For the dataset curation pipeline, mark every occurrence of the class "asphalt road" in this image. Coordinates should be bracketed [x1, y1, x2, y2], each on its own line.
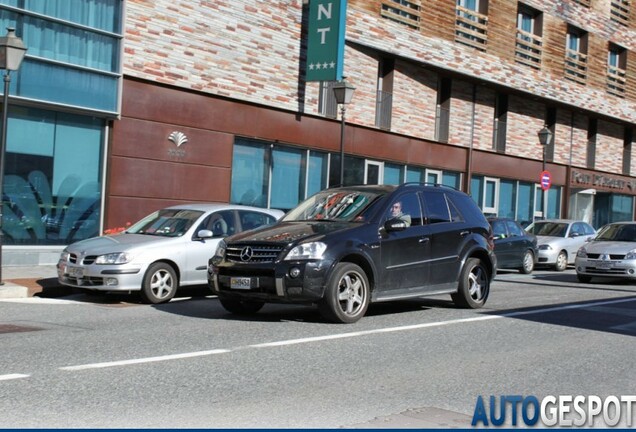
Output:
[1, 269, 635, 428]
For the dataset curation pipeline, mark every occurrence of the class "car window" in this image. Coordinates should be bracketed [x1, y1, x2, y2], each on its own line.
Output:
[386, 192, 421, 227]
[422, 191, 451, 224]
[239, 210, 277, 232]
[491, 220, 507, 238]
[198, 210, 235, 237]
[506, 221, 524, 237]
[582, 223, 595, 235]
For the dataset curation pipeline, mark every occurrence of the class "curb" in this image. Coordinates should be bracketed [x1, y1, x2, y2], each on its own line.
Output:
[0, 282, 28, 299]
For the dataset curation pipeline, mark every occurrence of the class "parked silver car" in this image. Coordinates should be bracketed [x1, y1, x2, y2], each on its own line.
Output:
[57, 203, 284, 303]
[575, 221, 636, 283]
[525, 219, 596, 271]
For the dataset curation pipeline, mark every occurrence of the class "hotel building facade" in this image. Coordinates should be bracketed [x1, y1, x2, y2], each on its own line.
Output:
[2, 0, 636, 264]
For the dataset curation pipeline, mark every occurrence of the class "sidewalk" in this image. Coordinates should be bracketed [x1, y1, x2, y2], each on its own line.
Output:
[0, 265, 63, 299]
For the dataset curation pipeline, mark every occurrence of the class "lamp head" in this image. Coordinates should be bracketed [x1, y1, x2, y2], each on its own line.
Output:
[332, 79, 356, 105]
[538, 125, 552, 147]
[0, 28, 27, 71]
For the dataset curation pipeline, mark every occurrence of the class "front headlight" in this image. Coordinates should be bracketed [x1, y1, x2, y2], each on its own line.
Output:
[576, 247, 587, 258]
[59, 251, 70, 262]
[95, 252, 133, 265]
[211, 240, 226, 265]
[284, 242, 327, 260]
[538, 244, 552, 251]
[625, 249, 636, 260]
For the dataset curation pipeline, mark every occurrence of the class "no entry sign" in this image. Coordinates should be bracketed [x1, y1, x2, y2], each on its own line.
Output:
[540, 170, 552, 191]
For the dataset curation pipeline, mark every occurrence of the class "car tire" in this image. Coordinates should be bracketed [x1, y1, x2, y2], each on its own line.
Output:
[318, 262, 370, 324]
[140, 262, 178, 304]
[577, 274, 592, 283]
[452, 257, 489, 309]
[519, 250, 535, 274]
[555, 251, 568, 272]
[218, 297, 265, 315]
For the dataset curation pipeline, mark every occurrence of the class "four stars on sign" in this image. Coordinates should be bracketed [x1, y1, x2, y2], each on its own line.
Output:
[308, 61, 336, 70]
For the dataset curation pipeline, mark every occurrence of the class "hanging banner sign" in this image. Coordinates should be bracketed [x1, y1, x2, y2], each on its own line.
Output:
[306, 0, 347, 82]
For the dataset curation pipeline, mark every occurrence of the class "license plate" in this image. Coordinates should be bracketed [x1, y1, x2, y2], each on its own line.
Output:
[230, 277, 252, 289]
[68, 266, 84, 278]
[597, 262, 612, 269]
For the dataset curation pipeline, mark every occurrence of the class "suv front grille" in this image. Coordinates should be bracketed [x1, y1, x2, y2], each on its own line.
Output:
[226, 244, 284, 263]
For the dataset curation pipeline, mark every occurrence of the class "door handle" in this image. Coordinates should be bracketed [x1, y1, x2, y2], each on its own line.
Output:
[460, 230, 470, 237]
[419, 237, 430, 243]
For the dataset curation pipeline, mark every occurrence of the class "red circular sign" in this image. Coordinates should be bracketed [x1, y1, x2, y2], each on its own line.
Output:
[540, 170, 552, 191]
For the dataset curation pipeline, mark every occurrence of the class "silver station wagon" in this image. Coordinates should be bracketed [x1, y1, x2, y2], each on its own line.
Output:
[57, 203, 284, 303]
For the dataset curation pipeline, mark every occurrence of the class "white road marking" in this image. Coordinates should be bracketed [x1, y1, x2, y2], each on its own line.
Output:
[0, 374, 30, 381]
[60, 349, 231, 371]
[56, 296, 636, 372]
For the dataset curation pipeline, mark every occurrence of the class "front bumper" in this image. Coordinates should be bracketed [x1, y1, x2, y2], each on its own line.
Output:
[57, 260, 144, 291]
[208, 259, 333, 303]
[536, 248, 560, 265]
[575, 257, 636, 279]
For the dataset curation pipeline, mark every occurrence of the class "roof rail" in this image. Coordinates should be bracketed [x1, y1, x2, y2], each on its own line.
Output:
[399, 182, 459, 191]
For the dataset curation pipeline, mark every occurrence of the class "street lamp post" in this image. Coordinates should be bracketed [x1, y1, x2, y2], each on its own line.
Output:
[332, 79, 355, 186]
[537, 125, 553, 220]
[0, 28, 27, 285]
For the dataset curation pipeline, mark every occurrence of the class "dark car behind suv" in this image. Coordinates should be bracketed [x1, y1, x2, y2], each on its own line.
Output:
[208, 183, 497, 323]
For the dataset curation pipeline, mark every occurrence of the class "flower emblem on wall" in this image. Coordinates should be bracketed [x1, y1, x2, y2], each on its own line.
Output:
[168, 131, 187, 157]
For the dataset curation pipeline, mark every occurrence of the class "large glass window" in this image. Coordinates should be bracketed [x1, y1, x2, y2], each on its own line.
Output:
[442, 172, 461, 189]
[516, 182, 534, 227]
[271, 147, 304, 211]
[307, 151, 329, 197]
[232, 139, 330, 211]
[0, 1, 122, 113]
[231, 140, 268, 208]
[0, 0, 122, 32]
[3, 106, 104, 245]
[384, 163, 403, 185]
[498, 179, 516, 219]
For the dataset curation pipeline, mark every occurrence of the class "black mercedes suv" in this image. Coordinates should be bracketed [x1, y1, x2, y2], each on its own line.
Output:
[208, 183, 497, 323]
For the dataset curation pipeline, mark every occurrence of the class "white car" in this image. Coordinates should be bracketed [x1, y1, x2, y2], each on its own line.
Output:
[525, 219, 596, 271]
[57, 204, 284, 303]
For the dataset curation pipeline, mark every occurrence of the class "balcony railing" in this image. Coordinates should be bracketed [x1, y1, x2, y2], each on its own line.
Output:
[564, 49, 587, 84]
[375, 90, 393, 130]
[607, 65, 626, 97]
[381, 0, 421, 30]
[455, 5, 488, 51]
[610, 0, 630, 26]
[515, 29, 543, 69]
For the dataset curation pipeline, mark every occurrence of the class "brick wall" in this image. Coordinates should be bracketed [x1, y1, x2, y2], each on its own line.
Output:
[507, 96, 547, 160]
[596, 120, 625, 172]
[346, 2, 636, 125]
[125, 0, 305, 111]
[390, 61, 437, 140]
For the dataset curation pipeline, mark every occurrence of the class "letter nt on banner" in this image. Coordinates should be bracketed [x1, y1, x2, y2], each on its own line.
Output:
[306, 0, 347, 82]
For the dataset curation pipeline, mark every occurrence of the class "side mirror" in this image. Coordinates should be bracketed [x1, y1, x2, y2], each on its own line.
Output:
[197, 229, 214, 239]
[384, 218, 407, 232]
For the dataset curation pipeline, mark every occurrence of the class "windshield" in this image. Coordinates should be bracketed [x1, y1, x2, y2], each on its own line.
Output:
[527, 222, 568, 237]
[126, 209, 204, 237]
[282, 190, 380, 222]
[596, 224, 636, 242]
